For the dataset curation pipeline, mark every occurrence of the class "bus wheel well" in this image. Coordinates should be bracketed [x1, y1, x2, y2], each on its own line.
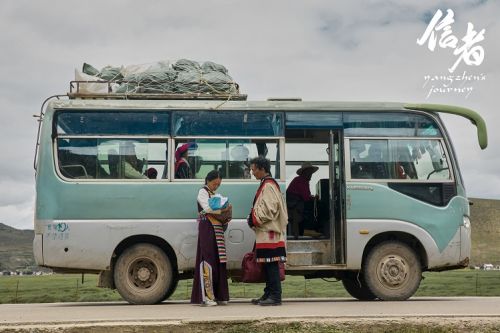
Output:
[111, 235, 178, 276]
[362, 232, 428, 270]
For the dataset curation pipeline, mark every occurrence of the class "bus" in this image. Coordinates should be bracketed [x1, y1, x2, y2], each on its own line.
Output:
[33, 89, 487, 304]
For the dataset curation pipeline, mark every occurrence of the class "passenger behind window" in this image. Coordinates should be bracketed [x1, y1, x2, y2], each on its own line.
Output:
[223, 145, 251, 179]
[122, 142, 147, 179]
[145, 167, 158, 179]
[394, 146, 417, 179]
[175, 142, 197, 179]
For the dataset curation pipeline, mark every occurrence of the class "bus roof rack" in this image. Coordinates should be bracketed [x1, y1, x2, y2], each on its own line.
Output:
[68, 80, 248, 101]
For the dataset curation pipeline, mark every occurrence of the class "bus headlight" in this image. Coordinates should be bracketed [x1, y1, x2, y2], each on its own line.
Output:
[463, 216, 471, 229]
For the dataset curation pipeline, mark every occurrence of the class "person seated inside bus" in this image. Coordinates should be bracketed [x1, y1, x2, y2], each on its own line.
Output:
[221, 145, 251, 179]
[144, 167, 158, 179]
[394, 145, 417, 179]
[286, 162, 321, 239]
[121, 142, 147, 179]
[175, 142, 196, 178]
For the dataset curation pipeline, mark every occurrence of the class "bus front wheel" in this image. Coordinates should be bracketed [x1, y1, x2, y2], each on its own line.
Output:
[341, 271, 377, 301]
[114, 243, 174, 305]
[363, 241, 422, 301]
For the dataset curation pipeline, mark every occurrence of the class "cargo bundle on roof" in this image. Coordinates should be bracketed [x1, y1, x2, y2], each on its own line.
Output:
[70, 59, 246, 100]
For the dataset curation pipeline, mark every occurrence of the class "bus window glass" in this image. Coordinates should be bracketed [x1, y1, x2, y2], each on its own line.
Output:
[417, 117, 441, 137]
[344, 113, 442, 137]
[173, 111, 283, 136]
[56, 111, 170, 135]
[57, 138, 168, 180]
[286, 112, 342, 129]
[405, 140, 450, 180]
[174, 139, 280, 179]
[349, 139, 451, 180]
[350, 140, 390, 179]
[57, 138, 99, 179]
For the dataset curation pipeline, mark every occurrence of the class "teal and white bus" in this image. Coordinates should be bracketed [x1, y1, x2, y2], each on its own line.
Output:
[33, 91, 487, 304]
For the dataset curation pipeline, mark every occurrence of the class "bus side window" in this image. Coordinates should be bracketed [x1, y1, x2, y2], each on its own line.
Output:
[175, 139, 278, 180]
[351, 140, 389, 179]
[57, 138, 98, 179]
[350, 140, 390, 179]
[409, 140, 451, 180]
[349, 139, 451, 181]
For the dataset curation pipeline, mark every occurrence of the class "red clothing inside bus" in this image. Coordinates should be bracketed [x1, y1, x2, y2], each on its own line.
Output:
[286, 174, 313, 202]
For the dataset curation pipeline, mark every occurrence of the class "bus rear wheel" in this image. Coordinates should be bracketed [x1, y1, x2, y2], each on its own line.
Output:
[114, 243, 174, 305]
[363, 241, 422, 301]
[341, 271, 377, 301]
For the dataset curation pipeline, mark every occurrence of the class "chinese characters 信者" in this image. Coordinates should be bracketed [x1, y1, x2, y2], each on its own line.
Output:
[416, 9, 485, 73]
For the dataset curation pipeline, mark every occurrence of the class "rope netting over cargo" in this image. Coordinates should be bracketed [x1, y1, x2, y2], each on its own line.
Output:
[71, 59, 245, 100]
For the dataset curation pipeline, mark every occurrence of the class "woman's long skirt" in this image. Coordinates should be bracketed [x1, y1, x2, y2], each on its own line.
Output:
[190, 216, 229, 304]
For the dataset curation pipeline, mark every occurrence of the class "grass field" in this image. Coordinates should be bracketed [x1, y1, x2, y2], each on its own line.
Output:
[1, 269, 500, 304]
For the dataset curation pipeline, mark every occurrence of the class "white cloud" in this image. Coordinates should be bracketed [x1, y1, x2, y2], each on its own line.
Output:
[0, 196, 34, 230]
[0, 180, 34, 206]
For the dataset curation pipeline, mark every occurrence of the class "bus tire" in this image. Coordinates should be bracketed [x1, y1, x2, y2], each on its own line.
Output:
[363, 241, 422, 301]
[114, 243, 173, 305]
[341, 271, 377, 301]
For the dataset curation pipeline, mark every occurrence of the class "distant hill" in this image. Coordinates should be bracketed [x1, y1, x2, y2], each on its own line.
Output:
[470, 198, 500, 266]
[0, 223, 35, 271]
[0, 197, 498, 270]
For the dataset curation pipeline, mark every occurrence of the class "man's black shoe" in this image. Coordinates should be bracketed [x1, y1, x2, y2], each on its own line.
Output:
[259, 298, 282, 306]
[251, 295, 267, 305]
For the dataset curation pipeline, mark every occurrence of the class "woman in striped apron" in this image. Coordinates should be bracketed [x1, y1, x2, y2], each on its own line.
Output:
[190, 170, 231, 306]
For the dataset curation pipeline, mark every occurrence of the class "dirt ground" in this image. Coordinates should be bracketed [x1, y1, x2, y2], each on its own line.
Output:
[2, 317, 500, 333]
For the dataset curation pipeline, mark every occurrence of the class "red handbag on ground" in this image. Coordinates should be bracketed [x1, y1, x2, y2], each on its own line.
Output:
[241, 250, 285, 283]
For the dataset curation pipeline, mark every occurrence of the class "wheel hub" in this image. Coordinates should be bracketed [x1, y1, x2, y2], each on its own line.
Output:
[137, 267, 151, 281]
[379, 255, 408, 287]
[128, 259, 158, 289]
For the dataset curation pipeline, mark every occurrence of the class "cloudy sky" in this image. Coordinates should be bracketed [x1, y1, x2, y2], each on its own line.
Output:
[0, 0, 498, 230]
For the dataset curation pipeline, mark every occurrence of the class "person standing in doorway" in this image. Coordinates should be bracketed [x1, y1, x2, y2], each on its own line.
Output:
[247, 156, 288, 306]
[286, 162, 319, 239]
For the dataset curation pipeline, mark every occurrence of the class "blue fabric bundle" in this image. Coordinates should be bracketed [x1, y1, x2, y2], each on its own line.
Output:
[208, 194, 229, 210]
